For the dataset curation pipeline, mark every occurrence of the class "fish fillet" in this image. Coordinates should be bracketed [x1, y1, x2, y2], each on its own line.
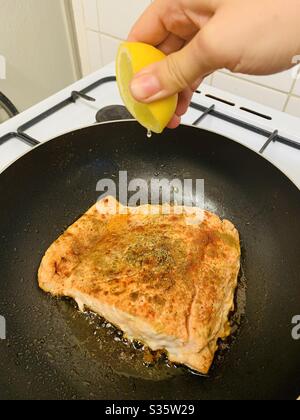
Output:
[38, 196, 241, 374]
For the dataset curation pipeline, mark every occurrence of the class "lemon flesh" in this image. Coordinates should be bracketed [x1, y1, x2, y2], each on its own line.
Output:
[116, 42, 178, 134]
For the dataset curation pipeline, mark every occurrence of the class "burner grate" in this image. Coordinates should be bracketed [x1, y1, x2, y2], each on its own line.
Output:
[0, 76, 116, 147]
[190, 101, 300, 153]
[0, 75, 299, 155]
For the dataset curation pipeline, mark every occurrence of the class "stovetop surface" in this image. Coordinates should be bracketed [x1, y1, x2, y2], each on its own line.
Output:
[0, 62, 299, 189]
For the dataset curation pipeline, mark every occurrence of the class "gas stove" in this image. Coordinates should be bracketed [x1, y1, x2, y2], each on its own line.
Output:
[0, 62, 300, 189]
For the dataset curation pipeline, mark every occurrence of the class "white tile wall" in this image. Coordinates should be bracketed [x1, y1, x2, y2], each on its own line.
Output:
[285, 96, 300, 118]
[72, 0, 300, 119]
[86, 30, 103, 72]
[83, 0, 99, 31]
[100, 34, 121, 65]
[212, 72, 287, 110]
[292, 73, 300, 96]
[97, 0, 151, 40]
[220, 68, 296, 92]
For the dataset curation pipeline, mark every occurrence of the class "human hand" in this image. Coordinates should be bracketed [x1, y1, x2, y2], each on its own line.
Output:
[128, 0, 300, 128]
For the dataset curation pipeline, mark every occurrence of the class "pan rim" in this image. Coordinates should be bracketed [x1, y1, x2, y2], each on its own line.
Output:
[0, 119, 299, 192]
[0, 119, 299, 400]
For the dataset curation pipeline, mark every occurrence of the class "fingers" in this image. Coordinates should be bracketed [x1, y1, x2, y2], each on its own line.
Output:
[167, 114, 181, 129]
[176, 88, 194, 116]
[128, 0, 221, 45]
[128, 1, 169, 46]
[166, 88, 194, 129]
[128, 0, 212, 45]
[157, 34, 186, 55]
[191, 77, 204, 92]
[130, 28, 218, 102]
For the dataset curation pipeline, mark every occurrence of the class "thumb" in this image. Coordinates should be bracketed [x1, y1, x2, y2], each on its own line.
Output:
[130, 32, 217, 103]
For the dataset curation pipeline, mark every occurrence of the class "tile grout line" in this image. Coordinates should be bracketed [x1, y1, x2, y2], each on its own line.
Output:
[79, 0, 92, 75]
[282, 67, 300, 112]
[99, 32, 124, 42]
[218, 70, 294, 96]
[84, 27, 124, 43]
[282, 94, 292, 113]
[95, 0, 104, 64]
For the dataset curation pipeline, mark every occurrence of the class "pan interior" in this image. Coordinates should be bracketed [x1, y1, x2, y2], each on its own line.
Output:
[0, 121, 299, 400]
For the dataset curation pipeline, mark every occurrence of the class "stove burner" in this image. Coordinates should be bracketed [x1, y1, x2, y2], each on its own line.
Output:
[96, 105, 133, 123]
[1, 75, 299, 154]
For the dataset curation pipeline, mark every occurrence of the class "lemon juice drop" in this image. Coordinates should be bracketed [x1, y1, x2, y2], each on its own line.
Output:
[147, 129, 152, 139]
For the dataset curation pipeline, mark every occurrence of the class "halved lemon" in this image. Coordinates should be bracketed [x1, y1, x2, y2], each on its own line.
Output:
[116, 42, 178, 134]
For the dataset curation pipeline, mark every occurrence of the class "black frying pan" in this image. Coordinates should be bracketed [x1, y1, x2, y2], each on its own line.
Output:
[0, 121, 299, 400]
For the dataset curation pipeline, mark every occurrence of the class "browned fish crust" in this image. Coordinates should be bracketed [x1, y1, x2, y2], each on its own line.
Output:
[38, 196, 241, 374]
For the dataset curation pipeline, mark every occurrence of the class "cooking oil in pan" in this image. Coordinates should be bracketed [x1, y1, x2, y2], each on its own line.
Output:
[53, 261, 247, 384]
[57, 299, 182, 382]
[212, 262, 247, 369]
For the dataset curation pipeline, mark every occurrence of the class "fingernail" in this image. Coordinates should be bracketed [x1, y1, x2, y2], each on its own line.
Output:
[130, 74, 161, 100]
